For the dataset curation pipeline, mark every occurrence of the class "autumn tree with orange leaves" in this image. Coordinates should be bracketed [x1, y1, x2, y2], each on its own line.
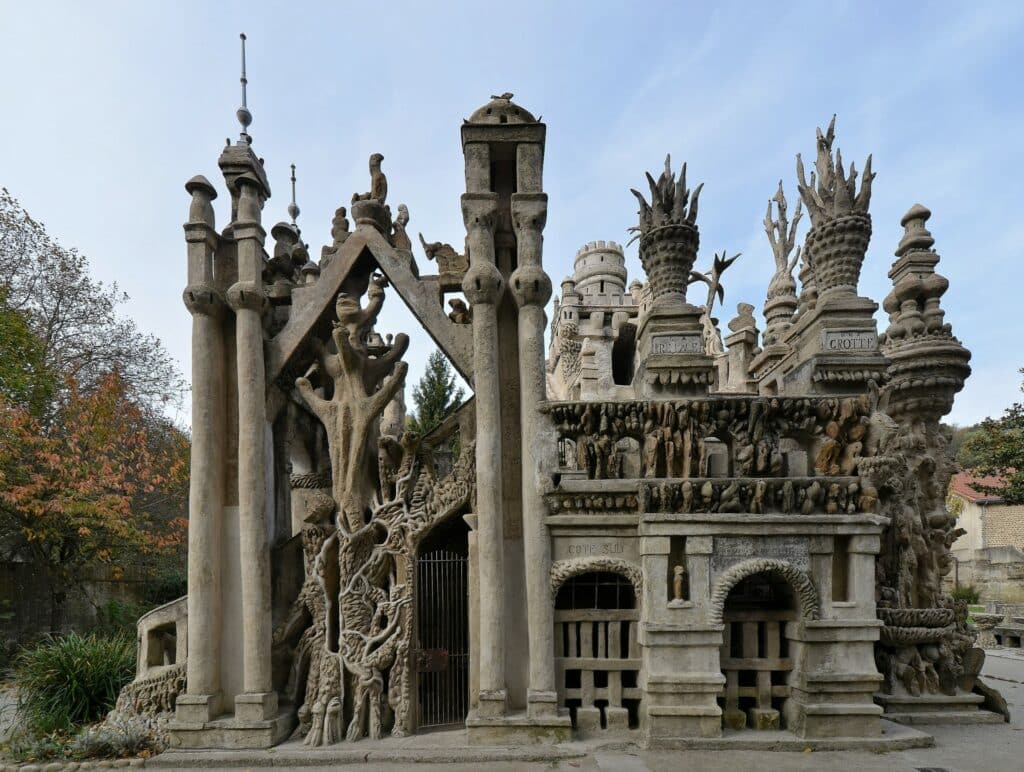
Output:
[0, 188, 190, 633]
[0, 372, 188, 631]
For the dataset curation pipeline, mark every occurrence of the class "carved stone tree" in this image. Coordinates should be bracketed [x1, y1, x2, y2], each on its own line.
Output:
[288, 274, 411, 743]
[297, 276, 409, 533]
[279, 263, 477, 744]
[762, 181, 802, 345]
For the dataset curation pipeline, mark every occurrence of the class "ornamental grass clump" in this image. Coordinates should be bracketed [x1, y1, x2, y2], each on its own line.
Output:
[14, 631, 135, 734]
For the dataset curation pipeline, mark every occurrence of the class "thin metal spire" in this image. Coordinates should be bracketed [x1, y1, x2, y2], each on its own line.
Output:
[236, 33, 252, 141]
[288, 163, 300, 229]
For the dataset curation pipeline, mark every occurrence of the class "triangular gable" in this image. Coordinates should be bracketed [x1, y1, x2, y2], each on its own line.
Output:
[265, 227, 474, 389]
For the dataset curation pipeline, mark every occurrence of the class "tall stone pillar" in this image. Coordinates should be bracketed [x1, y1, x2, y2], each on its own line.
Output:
[509, 145, 559, 719]
[178, 176, 226, 722]
[225, 173, 276, 722]
[461, 147, 507, 716]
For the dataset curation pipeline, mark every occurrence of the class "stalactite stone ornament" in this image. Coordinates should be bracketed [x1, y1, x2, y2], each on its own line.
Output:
[629, 155, 704, 307]
[796, 116, 875, 299]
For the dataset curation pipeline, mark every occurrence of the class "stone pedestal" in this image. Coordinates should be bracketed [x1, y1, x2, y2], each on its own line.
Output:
[633, 301, 716, 397]
[774, 294, 888, 395]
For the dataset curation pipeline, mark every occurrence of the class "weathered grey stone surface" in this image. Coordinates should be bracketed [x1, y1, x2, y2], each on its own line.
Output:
[134, 59, 1001, 755]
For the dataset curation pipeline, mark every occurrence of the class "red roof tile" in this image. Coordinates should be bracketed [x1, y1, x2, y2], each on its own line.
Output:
[951, 471, 1006, 504]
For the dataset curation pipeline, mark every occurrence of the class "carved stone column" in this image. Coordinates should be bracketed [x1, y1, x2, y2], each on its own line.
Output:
[510, 173, 557, 717]
[179, 177, 226, 722]
[226, 174, 276, 722]
[462, 186, 507, 717]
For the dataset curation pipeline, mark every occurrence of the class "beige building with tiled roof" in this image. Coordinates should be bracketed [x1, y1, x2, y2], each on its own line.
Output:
[949, 472, 1024, 602]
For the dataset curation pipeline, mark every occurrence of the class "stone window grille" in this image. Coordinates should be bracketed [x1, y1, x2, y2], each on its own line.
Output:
[554, 571, 641, 731]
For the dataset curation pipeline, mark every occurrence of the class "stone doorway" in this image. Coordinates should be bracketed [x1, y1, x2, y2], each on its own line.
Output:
[414, 516, 470, 730]
[554, 571, 642, 733]
[718, 571, 796, 731]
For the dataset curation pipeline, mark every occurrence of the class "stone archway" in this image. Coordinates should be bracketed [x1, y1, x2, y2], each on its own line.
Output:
[709, 558, 820, 626]
[550, 557, 643, 599]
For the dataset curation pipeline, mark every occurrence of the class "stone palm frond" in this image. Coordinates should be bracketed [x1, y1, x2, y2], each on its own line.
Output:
[689, 250, 741, 312]
[629, 154, 704, 240]
[795, 115, 876, 227]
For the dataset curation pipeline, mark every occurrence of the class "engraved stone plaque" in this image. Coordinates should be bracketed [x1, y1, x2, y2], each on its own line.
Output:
[650, 334, 704, 355]
[552, 537, 639, 562]
[711, 536, 810, 573]
[822, 330, 878, 353]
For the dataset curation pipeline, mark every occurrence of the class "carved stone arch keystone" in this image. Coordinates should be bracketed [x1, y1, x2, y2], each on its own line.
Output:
[550, 557, 643, 600]
[709, 558, 820, 625]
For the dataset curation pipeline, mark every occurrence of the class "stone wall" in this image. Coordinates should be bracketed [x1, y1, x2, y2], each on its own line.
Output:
[982, 504, 1024, 550]
[0, 560, 150, 643]
[951, 546, 1024, 604]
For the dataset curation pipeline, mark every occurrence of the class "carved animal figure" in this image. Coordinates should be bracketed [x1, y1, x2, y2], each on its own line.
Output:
[448, 298, 472, 324]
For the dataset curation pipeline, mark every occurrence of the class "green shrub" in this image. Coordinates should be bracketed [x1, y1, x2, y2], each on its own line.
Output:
[951, 584, 981, 604]
[14, 632, 135, 734]
[69, 716, 161, 759]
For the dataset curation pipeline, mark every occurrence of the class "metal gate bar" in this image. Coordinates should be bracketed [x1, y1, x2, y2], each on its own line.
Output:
[416, 549, 469, 728]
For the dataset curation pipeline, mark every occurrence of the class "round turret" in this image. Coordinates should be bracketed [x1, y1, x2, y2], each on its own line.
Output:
[572, 240, 627, 297]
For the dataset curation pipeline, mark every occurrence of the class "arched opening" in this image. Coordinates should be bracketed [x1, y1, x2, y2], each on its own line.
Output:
[718, 570, 796, 731]
[554, 571, 641, 732]
[414, 515, 470, 730]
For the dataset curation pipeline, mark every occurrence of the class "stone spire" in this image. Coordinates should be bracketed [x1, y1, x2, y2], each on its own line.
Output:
[880, 204, 971, 421]
[218, 33, 270, 226]
[288, 163, 300, 230]
[237, 33, 252, 143]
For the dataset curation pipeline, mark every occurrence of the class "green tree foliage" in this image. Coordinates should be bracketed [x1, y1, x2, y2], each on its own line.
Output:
[406, 350, 464, 435]
[0, 188, 185, 419]
[0, 288, 52, 415]
[0, 188, 189, 630]
[961, 369, 1024, 504]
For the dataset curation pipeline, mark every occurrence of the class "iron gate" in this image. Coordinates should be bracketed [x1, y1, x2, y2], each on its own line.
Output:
[415, 549, 469, 728]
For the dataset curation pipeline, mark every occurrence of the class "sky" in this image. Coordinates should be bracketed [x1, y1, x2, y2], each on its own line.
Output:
[1, 0, 1022, 427]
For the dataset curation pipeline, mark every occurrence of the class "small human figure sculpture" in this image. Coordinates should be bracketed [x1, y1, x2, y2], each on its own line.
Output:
[353, 153, 387, 203]
[751, 479, 768, 514]
[643, 420, 662, 477]
[780, 480, 796, 513]
[673, 565, 687, 602]
[448, 298, 472, 324]
[838, 440, 862, 476]
[392, 203, 412, 251]
[680, 480, 694, 513]
[700, 480, 715, 511]
[825, 482, 842, 514]
[637, 483, 651, 513]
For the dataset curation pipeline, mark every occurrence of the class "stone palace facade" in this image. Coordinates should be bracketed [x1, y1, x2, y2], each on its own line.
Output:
[113, 80, 1008, 750]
